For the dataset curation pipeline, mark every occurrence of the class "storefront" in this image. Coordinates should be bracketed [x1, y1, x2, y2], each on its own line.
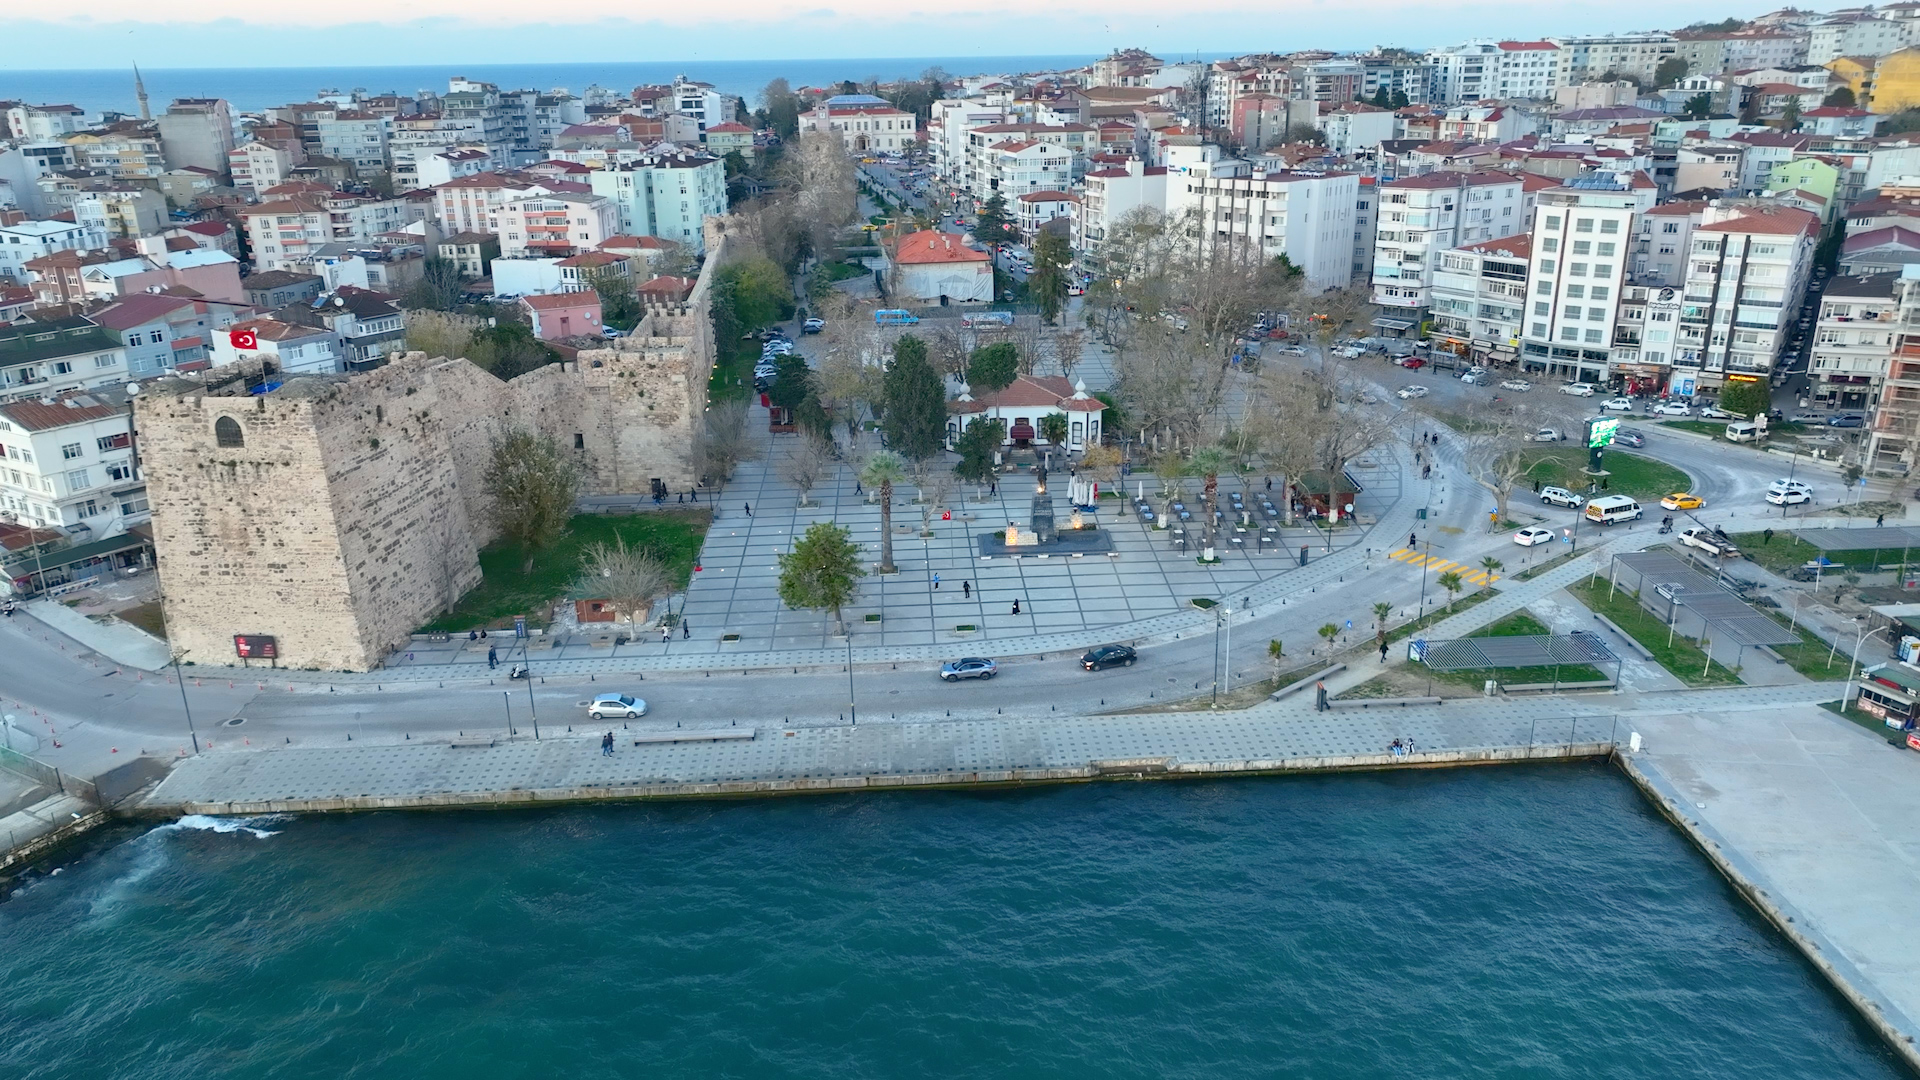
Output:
[1611, 363, 1669, 397]
[1853, 662, 1920, 732]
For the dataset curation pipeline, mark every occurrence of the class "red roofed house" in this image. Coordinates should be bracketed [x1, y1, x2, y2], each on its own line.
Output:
[637, 275, 696, 303]
[1014, 190, 1078, 241]
[797, 96, 917, 155]
[946, 375, 1105, 452]
[703, 121, 756, 161]
[889, 230, 993, 303]
[521, 291, 602, 341]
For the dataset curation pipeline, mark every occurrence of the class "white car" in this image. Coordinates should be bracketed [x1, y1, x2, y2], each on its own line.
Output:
[1765, 479, 1813, 506]
[1500, 379, 1532, 392]
[1652, 401, 1693, 416]
[1559, 383, 1597, 397]
[1539, 486, 1584, 509]
[1698, 405, 1733, 419]
[1533, 427, 1565, 442]
[588, 693, 647, 719]
[1396, 385, 1429, 399]
[1513, 527, 1555, 547]
[1601, 397, 1636, 412]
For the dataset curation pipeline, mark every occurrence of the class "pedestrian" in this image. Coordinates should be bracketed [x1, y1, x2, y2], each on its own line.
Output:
[962, 580, 971, 599]
[855, 480, 863, 495]
[1879, 513, 1886, 527]
[1380, 639, 1389, 663]
[1011, 599, 1022, 615]
[661, 624, 670, 643]
[1423, 464, 1431, 479]
[1315, 680, 1329, 712]
[1410, 531, 1418, 548]
[933, 573, 941, 589]
[1764, 528, 1774, 545]
[690, 488, 698, 502]
[602, 732, 614, 757]
[487, 646, 497, 669]
[682, 619, 691, 639]
[1532, 479, 1540, 493]
[1265, 476, 1273, 491]
[744, 502, 752, 517]
[990, 481, 997, 496]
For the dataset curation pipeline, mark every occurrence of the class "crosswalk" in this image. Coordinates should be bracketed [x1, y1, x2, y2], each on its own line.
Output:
[1388, 548, 1501, 586]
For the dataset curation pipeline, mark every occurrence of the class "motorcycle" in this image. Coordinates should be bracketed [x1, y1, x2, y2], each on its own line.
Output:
[507, 664, 529, 680]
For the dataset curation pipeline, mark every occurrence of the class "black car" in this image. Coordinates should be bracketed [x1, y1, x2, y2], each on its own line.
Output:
[1081, 644, 1136, 671]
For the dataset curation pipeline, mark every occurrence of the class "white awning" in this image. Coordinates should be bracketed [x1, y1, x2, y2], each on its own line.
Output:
[1371, 316, 1416, 331]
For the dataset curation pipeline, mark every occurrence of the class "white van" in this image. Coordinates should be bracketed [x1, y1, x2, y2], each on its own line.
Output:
[1584, 495, 1643, 526]
[1725, 421, 1761, 443]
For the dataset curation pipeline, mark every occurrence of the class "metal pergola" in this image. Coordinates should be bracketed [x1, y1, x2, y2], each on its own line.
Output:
[1605, 551, 1800, 670]
[1415, 631, 1622, 688]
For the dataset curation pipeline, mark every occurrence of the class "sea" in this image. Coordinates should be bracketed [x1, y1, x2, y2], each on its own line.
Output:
[0, 57, 1102, 118]
[0, 763, 1908, 1079]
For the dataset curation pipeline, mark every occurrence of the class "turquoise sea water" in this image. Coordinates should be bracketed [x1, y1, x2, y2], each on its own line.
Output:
[0, 764, 1908, 1079]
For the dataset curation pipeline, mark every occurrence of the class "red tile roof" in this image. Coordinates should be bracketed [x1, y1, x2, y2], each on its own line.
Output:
[0, 394, 125, 432]
[521, 292, 600, 311]
[892, 231, 990, 265]
[93, 293, 194, 330]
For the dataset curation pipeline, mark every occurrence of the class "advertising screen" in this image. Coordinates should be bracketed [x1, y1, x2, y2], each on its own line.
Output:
[1587, 416, 1619, 448]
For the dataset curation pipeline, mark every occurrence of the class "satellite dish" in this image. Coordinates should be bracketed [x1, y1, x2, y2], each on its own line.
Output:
[125, 382, 141, 395]
[334, 297, 345, 306]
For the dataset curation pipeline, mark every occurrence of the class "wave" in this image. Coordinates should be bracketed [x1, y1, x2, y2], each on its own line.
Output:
[160, 814, 291, 840]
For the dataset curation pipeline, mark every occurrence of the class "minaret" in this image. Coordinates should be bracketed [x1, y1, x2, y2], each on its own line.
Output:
[134, 63, 150, 120]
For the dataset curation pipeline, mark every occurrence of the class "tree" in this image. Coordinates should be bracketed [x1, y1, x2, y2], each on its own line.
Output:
[715, 256, 794, 330]
[1457, 395, 1570, 526]
[1029, 231, 1074, 322]
[401, 256, 465, 311]
[1369, 87, 1392, 108]
[1654, 58, 1690, 89]
[761, 77, 801, 138]
[575, 537, 671, 637]
[781, 433, 834, 506]
[694, 398, 758, 485]
[862, 451, 907, 573]
[1079, 443, 1122, 491]
[973, 194, 1014, 245]
[484, 429, 580, 574]
[1825, 87, 1857, 109]
[781, 131, 859, 264]
[880, 335, 947, 460]
[467, 320, 560, 381]
[1781, 98, 1801, 132]
[404, 309, 474, 357]
[778, 522, 864, 635]
[1389, 90, 1409, 109]
[1190, 445, 1229, 551]
[1479, 557, 1503, 592]
[1372, 601, 1393, 653]
[1283, 123, 1326, 146]
[967, 341, 1019, 393]
[909, 457, 956, 531]
[1681, 93, 1715, 120]
[1436, 570, 1463, 611]
[588, 267, 641, 331]
[1318, 623, 1340, 652]
[1039, 412, 1069, 450]
[1720, 378, 1772, 419]
[954, 418, 1006, 493]
[767, 353, 815, 411]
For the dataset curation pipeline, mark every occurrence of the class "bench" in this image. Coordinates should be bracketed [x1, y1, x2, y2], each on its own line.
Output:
[1591, 613, 1654, 660]
[1328, 696, 1444, 708]
[449, 735, 496, 748]
[1271, 663, 1346, 700]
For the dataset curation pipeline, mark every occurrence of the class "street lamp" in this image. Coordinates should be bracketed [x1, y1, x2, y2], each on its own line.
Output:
[1843, 624, 1890, 714]
[847, 625, 857, 725]
[171, 648, 200, 755]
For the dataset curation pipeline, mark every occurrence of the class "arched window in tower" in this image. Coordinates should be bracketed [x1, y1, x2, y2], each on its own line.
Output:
[214, 416, 244, 448]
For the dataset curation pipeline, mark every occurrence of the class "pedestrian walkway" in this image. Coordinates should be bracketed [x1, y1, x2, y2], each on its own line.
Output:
[1387, 546, 1501, 586]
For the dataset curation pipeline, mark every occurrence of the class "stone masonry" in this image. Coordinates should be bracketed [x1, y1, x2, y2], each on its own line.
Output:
[136, 228, 729, 671]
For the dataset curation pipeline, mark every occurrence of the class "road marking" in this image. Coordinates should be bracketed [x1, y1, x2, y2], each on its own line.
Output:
[1388, 548, 1499, 586]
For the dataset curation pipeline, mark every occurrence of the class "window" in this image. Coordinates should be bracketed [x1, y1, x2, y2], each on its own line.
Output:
[1585, 328, 1603, 343]
[61, 443, 82, 460]
[1563, 305, 1582, 320]
[1531, 322, 1548, 338]
[96, 433, 129, 452]
[120, 496, 149, 516]
[67, 469, 89, 490]
[1589, 286, 1610, 301]
[1534, 301, 1550, 316]
[1595, 265, 1612, 278]
[1575, 217, 1594, 233]
[1572, 241, 1591, 255]
[573, 433, 585, 449]
[1534, 281, 1551, 296]
[214, 416, 244, 448]
[52, 361, 72, 375]
[1539, 259, 1556, 274]
[1569, 263, 1588, 277]
[1588, 307, 1606, 321]
[1541, 237, 1558, 253]
[149, 330, 165, 344]
[1663, 222, 1678, 234]
[1599, 219, 1620, 234]
[106, 461, 134, 481]
[1566, 285, 1585, 299]
[94, 355, 115, 369]
[1561, 327, 1579, 341]
[1544, 214, 1561, 229]
[125, 334, 141, 347]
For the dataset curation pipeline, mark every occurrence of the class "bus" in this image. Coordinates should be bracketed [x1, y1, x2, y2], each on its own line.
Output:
[874, 310, 920, 326]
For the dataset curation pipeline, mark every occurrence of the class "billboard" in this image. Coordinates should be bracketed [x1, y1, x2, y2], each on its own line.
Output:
[234, 634, 277, 659]
[1587, 416, 1620, 448]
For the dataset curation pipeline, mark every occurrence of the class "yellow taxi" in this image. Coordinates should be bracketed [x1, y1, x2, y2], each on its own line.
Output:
[1660, 492, 1704, 510]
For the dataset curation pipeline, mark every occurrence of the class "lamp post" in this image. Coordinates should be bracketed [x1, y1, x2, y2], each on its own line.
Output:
[521, 633, 539, 740]
[171, 648, 200, 755]
[1843, 624, 1890, 714]
[847, 626, 857, 725]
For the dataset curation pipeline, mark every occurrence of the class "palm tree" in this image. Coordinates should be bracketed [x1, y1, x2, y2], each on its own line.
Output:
[862, 451, 907, 573]
[1372, 601, 1393, 651]
[1318, 623, 1340, 652]
[1479, 557, 1504, 591]
[1437, 570, 1463, 611]
[1189, 446, 1230, 549]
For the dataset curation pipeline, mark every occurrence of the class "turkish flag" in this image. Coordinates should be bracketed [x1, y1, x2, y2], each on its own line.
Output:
[229, 328, 258, 350]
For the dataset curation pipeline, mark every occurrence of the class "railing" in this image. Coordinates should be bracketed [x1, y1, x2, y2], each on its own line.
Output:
[0, 745, 97, 804]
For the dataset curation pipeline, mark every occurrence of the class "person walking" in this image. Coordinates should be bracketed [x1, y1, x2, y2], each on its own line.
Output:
[1379, 639, 1389, 663]
[690, 488, 698, 502]
[962, 580, 971, 599]
[660, 624, 671, 644]
[932, 573, 941, 590]
[1878, 513, 1886, 527]
[1410, 531, 1418, 548]
[855, 480, 863, 495]
[744, 502, 752, 517]
[1315, 680, 1329, 712]
[602, 732, 614, 757]
[682, 619, 691, 639]
[1011, 599, 1021, 615]
[487, 646, 497, 670]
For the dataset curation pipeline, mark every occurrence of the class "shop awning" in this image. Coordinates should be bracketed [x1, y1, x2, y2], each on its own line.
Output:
[1370, 316, 1416, 331]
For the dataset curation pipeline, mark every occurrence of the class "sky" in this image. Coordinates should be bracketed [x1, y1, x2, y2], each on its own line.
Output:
[9, 4, 1813, 70]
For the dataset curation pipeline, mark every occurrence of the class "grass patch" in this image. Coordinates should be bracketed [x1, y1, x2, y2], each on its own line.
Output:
[1514, 548, 1579, 581]
[1570, 576, 1742, 687]
[420, 511, 710, 634]
[1468, 611, 1549, 637]
[1384, 588, 1496, 645]
[1524, 447, 1693, 500]
[1661, 419, 1729, 438]
[1339, 675, 1400, 699]
[1423, 610, 1608, 688]
[115, 600, 167, 640]
[1755, 607, 1864, 682]
[1728, 531, 1897, 574]
[708, 335, 759, 404]
[1190, 597, 1218, 609]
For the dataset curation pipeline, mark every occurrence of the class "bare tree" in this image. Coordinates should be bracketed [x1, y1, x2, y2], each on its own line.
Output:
[1113, 324, 1231, 452]
[1452, 396, 1581, 524]
[575, 537, 672, 637]
[781, 433, 834, 506]
[694, 397, 759, 486]
[910, 457, 957, 531]
[781, 130, 859, 260]
[1051, 327, 1085, 381]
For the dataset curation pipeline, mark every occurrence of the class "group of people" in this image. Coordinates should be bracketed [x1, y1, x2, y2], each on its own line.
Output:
[1389, 737, 1418, 757]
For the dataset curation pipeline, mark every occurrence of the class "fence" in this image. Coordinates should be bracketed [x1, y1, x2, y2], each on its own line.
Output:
[0, 745, 98, 805]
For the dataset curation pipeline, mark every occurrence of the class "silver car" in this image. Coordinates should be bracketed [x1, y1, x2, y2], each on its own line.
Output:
[588, 693, 647, 719]
[940, 657, 998, 681]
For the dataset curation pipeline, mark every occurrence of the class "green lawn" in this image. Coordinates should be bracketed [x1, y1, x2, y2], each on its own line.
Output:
[1570, 577, 1743, 687]
[1426, 610, 1608, 687]
[708, 335, 759, 404]
[1385, 588, 1496, 645]
[1524, 448, 1692, 500]
[1730, 530, 1895, 574]
[420, 511, 711, 634]
[1661, 419, 1730, 438]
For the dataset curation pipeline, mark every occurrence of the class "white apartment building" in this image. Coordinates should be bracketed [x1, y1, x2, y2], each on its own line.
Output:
[0, 317, 129, 402]
[1371, 171, 1527, 324]
[962, 124, 1096, 200]
[241, 193, 412, 272]
[392, 146, 490, 191]
[1521, 188, 1640, 385]
[1808, 272, 1899, 410]
[210, 318, 341, 375]
[5, 104, 85, 141]
[433, 172, 561, 236]
[673, 78, 731, 143]
[1427, 41, 1562, 104]
[983, 141, 1073, 198]
[314, 111, 389, 176]
[1549, 33, 1682, 88]
[0, 218, 109, 285]
[227, 141, 294, 193]
[1188, 169, 1360, 291]
[1672, 202, 1819, 393]
[585, 151, 727, 253]
[1077, 160, 1169, 261]
[496, 192, 619, 258]
[1430, 233, 1532, 366]
[928, 101, 1006, 188]
[1808, 14, 1920, 67]
[1316, 104, 1395, 157]
[0, 393, 147, 535]
[1634, 200, 1707, 286]
[1353, 177, 1378, 282]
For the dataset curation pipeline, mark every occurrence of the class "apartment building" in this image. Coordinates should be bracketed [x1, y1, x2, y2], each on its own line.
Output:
[4, 104, 85, 141]
[1352, 177, 1378, 281]
[0, 218, 109, 285]
[314, 111, 389, 177]
[1808, 273, 1900, 411]
[927, 101, 1006, 187]
[433, 172, 568, 235]
[983, 141, 1073, 197]
[0, 317, 128, 402]
[63, 123, 166, 180]
[1430, 233, 1532, 366]
[156, 98, 235, 178]
[1520, 184, 1643, 385]
[241, 192, 411, 272]
[94, 293, 242, 377]
[1188, 169, 1359, 291]
[672, 78, 732, 143]
[962, 124, 1096, 200]
[1866, 266, 1920, 473]
[0, 392, 147, 535]
[1077, 159, 1168, 261]
[1427, 41, 1562, 104]
[392, 145, 490, 190]
[440, 80, 512, 160]
[1358, 53, 1432, 105]
[1549, 32, 1682, 87]
[1672, 202, 1819, 393]
[1371, 171, 1527, 325]
[210, 318, 341, 375]
[228, 140, 297, 193]
[497, 192, 618, 258]
[1808, 12, 1919, 66]
[1634, 200, 1708, 286]
[584, 151, 726, 252]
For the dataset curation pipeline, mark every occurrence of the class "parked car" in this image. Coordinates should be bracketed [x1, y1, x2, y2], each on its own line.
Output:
[1398, 357, 1426, 369]
[1601, 396, 1636, 412]
[1660, 492, 1704, 510]
[1652, 401, 1693, 416]
[600, 325, 625, 339]
[939, 657, 999, 681]
[1766, 479, 1813, 505]
[1698, 405, 1733, 419]
[1081, 644, 1137, 671]
[1276, 345, 1307, 357]
[1540, 486, 1584, 508]
[1829, 412, 1866, 428]
[1396, 385, 1429, 399]
[1559, 383, 1597, 397]
[1615, 427, 1646, 447]
[588, 693, 647, 719]
[1500, 379, 1532, 392]
[802, 317, 826, 334]
[1513, 526, 1555, 547]
[1791, 411, 1826, 423]
[1533, 427, 1565, 442]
